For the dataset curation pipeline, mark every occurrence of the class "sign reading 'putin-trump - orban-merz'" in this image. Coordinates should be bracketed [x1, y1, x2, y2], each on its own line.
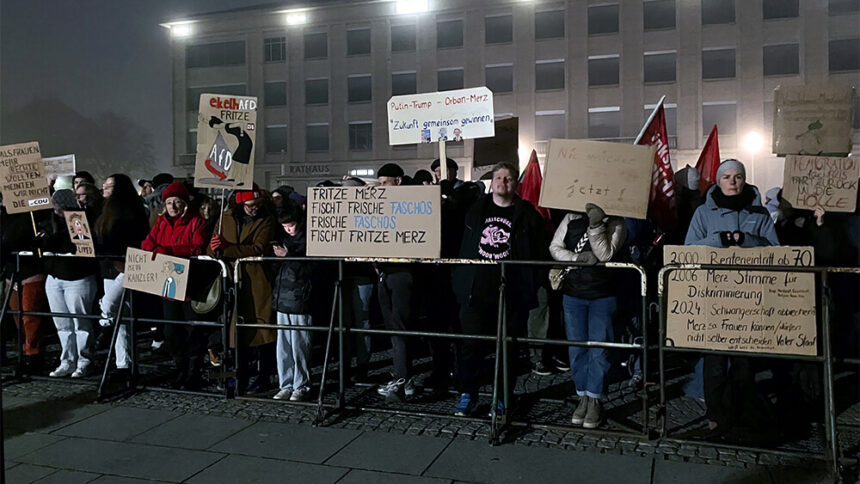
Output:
[0, 141, 53, 215]
[387, 87, 494, 145]
[194, 94, 258, 189]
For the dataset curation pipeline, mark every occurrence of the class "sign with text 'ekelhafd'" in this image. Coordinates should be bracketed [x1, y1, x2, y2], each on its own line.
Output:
[664, 245, 816, 356]
[782, 155, 858, 213]
[194, 94, 258, 189]
[387, 87, 494, 145]
[307, 185, 441, 258]
[0, 141, 53, 214]
[123, 248, 191, 301]
[539, 139, 656, 219]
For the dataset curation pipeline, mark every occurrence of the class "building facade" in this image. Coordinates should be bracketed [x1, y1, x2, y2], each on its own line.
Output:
[167, 0, 860, 191]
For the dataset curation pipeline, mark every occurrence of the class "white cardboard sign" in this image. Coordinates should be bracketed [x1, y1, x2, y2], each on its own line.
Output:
[387, 87, 494, 145]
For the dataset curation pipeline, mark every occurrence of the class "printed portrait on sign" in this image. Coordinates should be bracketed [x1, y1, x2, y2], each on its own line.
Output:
[63, 210, 95, 257]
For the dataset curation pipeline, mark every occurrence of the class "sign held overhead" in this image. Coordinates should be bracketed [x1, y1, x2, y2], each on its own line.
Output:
[387, 87, 494, 145]
[194, 94, 258, 189]
[0, 141, 53, 214]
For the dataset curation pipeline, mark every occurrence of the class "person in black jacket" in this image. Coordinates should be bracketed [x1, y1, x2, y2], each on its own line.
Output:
[450, 162, 549, 416]
[271, 207, 314, 401]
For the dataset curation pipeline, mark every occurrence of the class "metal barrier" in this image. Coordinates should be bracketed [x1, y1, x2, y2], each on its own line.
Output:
[657, 263, 860, 479]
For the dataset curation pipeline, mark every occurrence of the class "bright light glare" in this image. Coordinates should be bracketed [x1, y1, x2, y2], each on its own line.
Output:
[396, 0, 428, 14]
[286, 12, 307, 25]
[742, 131, 764, 154]
[171, 24, 192, 37]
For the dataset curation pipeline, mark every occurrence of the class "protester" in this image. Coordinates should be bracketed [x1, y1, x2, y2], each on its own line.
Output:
[550, 203, 626, 428]
[199, 196, 220, 235]
[685, 159, 779, 441]
[138, 179, 154, 198]
[451, 162, 548, 416]
[75, 182, 103, 212]
[73, 171, 95, 190]
[141, 181, 209, 388]
[413, 169, 433, 185]
[271, 185, 294, 210]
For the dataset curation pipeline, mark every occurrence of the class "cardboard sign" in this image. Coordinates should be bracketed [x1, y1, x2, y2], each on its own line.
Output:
[194, 94, 258, 189]
[306, 185, 441, 258]
[772, 84, 855, 156]
[664, 245, 816, 356]
[64, 211, 95, 257]
[782, 155, 858, 213]
[539, 139, 656, 219]
[0, 141, 53, 214]
[387, 87, 494, 145]
[123, 248, 190, 301]
[42, 154, 76, 182]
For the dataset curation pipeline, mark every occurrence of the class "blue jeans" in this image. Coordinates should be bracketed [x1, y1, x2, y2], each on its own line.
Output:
[276, 312, 312, 391]
[563, 295, 616, 399]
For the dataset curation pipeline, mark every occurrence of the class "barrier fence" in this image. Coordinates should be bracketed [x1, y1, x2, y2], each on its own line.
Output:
[1, 252, 857, 480]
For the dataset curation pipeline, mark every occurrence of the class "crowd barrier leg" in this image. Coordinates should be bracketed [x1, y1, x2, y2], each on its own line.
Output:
[14, 274, 24, 378]
[97, 288, 128, 400]
[128, 291, 138, 391]
[336, 261, 345, 409]
[657, 270, 668, 438]
[820, 273, 840, 479]
[314, 278, 342, 426]
[489, 272, 507, 445]
[640, 290, 650, 437]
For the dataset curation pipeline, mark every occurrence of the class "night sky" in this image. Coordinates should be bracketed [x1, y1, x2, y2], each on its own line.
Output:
[0, 0, 280, 180]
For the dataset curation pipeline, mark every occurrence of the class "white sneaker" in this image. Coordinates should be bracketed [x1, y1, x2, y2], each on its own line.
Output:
[71, 366, 89, 378]
[377, 377, 415, 397]
[273, 388, 292, 400]
[49, 365, 74, 378]
[290, 387, 310, 402]
[151, 340, 164, 350]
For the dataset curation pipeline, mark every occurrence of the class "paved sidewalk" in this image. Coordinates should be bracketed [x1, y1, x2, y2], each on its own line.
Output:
[2, 379, 834, 483]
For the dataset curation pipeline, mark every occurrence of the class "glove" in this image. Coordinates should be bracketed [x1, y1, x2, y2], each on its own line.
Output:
[585, 203, 607, 228]
[719, 232, 734, 247]
[732, 231, 745, 246]
[210, 235, 225, 251]
[576, 252, 599, 265]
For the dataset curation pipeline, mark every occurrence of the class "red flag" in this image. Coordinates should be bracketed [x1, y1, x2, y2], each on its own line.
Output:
[516, 149, 552, 225]
[695, 125, 720, 195]
[636, 104, 676, 233]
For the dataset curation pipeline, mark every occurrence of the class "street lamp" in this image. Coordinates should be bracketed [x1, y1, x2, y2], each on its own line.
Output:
[742, 131, 763, 186]
[396, 0, 428, 14]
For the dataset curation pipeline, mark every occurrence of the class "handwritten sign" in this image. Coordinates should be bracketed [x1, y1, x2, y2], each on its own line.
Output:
[194, 94, 258, 189]
[387, 87, 494, 145]
[664, 245, 816, 356]
[773, 84, 855, 156]
[64, 211, 95, 257]
[0, 141, 53, 214]
[42, 154, 76, 184]
[539, 139, 656, 219]
[123, 248, 190, 301]
[306, 186, 441, 258]
[782, 155, 858, 213]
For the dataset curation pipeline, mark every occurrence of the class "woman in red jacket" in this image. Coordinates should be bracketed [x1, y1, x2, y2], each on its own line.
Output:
[141, 181, 209, 388]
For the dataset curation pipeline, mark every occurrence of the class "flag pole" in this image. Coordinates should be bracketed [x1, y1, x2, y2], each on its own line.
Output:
[634, 95, 666, 144]
[439, 140, 448, 182]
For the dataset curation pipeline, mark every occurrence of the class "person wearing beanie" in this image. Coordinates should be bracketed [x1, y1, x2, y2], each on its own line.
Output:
[377, 163, 404, 186]
[430, 157, 463, 187]
[413, 169, 433, 185]
[684, 158, 779, 440]
[208, 182, 279, 394]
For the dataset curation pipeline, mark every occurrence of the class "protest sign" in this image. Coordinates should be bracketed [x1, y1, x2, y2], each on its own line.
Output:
[538, 139, 656, 219]
[782, 155, 858, 213]
[123, 248, 190, 301]
[307, 185, 441, 258]
[772, 84, 855, 156]
[664, 245, 816, 356]
[63, 211, 95, 257]
[194, 94, 258, 189]
[42, 154, 76, 183]
[387, 87, 494, 145]
[0, 141, 53, 214]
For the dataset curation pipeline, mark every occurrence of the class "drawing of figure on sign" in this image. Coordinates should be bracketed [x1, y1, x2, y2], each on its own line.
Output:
[160, 261, 186, 299]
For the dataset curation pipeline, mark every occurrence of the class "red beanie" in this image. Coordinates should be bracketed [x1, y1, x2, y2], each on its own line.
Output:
[161, 181, 190, 203]
[235, 183, 261, 204]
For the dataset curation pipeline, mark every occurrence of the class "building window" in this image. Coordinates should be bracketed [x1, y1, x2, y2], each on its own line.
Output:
[644, 104, 677, 137]
[437, 19, 463, 49]
[702, 48, 736, 79]
[535, 60, 565, 91]
[347, 28, 371, 56]
[588, 56, 620, 86]
[763, 44, 799, 76]
[264, 82, 287, 107]
[702, 0, 735, 25]
[485, 15, 513, 44]
[535, 10, 565, 40]
[763, 0, 799, 19]
[588, 107, 621, 139]
[391, 24, 416, 52]
[348, 75, 372, 102]
[829, 38, 860, 72]
[644, 52, 676, 83]
[305, 79, 328, 105]
[265, 125, 288, 153]
[437, 68, 464, 91]
[264, 37, 286, 62]
[485, 64, 513, 94]
[588, 5, 619, 35]
[535, 111, 567, 141]
[829, 0, 860, 15]
[186, 41, 245, 68]
[702, 103, 737, 135]
[854, 96, 860, 129]
[186, 84, 246, 111]
[306, 124, 329, 152]
[348, 122, 373, 150]
[186, 130, 196, 154]
[392, 72, 417, 96]
[644, 0, 676, 30]
[304, 32, 327, 59]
